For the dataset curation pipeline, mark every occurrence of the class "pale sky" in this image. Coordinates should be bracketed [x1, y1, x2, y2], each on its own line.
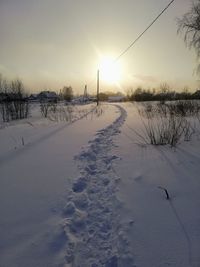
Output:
[0, 0, 198, 94]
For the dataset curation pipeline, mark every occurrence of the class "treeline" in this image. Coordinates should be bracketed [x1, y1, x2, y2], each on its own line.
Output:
[128, 84, 200, 102]
[98, 91, 125, 101]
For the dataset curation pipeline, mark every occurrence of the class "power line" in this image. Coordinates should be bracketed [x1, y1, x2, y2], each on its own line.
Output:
[115, 0, 175, 61]
[87, 0, 175, 94]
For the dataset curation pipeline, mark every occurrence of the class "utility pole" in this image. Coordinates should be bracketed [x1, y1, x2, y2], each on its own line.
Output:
[84, 84, 87, 101]
[97, 69, 99, 106]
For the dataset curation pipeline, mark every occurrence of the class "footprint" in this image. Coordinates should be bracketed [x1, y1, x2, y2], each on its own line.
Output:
[63, 201, 76, 217]
[134, 175, 142, 181]
[72, 177, 87, 193]
[73, 193, 89, 210]
[105, 255, 118, 267]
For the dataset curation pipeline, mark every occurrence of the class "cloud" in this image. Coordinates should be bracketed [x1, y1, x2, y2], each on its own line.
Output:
[133, 74, 158, 83]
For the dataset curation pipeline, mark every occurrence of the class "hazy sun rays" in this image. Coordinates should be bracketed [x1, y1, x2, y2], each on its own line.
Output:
[98, 55, 123, 85]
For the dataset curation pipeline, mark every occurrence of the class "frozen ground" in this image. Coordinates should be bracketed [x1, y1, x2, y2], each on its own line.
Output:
[0, 103, 120, 267]
[0, 102, 200, 267]
[113, 103, 200, 267]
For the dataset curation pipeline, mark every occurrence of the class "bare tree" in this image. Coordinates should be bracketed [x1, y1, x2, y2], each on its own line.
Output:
[10, 79, 29, 120]
[178, 0, 200, 71]
[160, 83, 170, 94]
[0, 75, 29, 122]
[40, 102, 56, 118]
[0, 74, 9, 121]
[61, 86, 73, 102]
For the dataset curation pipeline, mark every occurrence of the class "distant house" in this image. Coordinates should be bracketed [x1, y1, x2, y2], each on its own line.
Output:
[108, 95, 125, 102]
[38, 91, 58, 103]
[28, 94, 39, 101]
[71, 96, 96, 105]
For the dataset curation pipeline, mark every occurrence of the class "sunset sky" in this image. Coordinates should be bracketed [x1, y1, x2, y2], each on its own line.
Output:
[0, 0, 198, 94]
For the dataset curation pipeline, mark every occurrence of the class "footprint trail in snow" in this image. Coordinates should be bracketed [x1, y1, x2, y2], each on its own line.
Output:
[62, 105, 135, 267]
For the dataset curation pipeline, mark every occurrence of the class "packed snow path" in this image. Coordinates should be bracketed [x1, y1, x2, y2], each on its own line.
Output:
[62, 105, 135, 267]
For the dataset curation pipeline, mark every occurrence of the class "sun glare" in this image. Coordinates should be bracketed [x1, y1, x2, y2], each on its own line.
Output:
[99, 56, 122, 84]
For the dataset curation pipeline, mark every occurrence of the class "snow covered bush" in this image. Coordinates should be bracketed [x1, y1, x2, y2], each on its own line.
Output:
[136, 101, 200, 147]
[0, 76, 29, 122]
[40, 101, 72, 122]
[40, 102, 54, 118]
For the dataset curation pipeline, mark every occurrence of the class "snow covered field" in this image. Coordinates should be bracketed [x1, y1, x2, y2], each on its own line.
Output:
[114, 103, 200, 267]
[0, 102, 200, 267]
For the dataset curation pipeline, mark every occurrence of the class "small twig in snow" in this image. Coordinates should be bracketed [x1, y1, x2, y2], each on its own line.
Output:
[158, 186, 170, 200]
[22, 137, 25, 146]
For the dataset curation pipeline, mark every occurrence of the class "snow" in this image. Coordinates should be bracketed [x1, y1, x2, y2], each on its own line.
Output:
[61, 104, 134, 267]
[0, 102, 200, 267]
[0, 103, 119, 267]
[113, 103, 200, 267]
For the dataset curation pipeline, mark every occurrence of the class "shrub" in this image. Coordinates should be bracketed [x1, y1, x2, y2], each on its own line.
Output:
[135, 100, 200, 147]
[0, 76, 29, 122]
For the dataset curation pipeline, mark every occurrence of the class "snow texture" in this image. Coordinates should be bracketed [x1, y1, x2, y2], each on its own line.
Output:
[1, 102, 200, 267]
[0, 104, 120, 267]
[62, 105, 135, 267]
[114, 103, 200, 267]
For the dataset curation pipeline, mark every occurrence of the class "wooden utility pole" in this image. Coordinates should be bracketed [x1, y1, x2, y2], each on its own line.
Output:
[97, 69, 99, 106]
[84, 84, 87, 101]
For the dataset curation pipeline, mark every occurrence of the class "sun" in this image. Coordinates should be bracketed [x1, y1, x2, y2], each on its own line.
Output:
[99, 56, 122, 84]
